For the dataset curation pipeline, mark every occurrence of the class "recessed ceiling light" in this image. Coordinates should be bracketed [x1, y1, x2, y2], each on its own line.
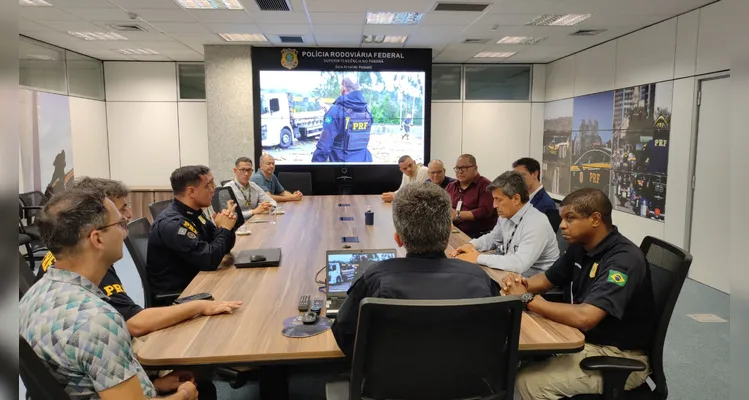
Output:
[173, 0, 243, 9]
[497, 36, 546, 45]
[68, 31, 128, 41]
[474, 51, 516, 58]
[362, 35, 408, 44]
[114, 48, 160, 55]
[219, 33, 268, 42]
[366, 12, 423, 25]
[20, 0, 52, 6]
[526, 14, 593, 26]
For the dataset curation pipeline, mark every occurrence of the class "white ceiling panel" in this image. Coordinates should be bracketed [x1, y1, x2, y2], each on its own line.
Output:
[361, 25, 416, 35]
[129, 55, 174, 61]
[66, 8, 134, 21]
[308, 13, 364, 25]
[304, 0, 368, 13]
[108, 0, 183, 9]
[487, 0, 577, 15]
[20, 7, 81, 21]
[133, 41, 194, 51]
[257, 24, 313, 35]
[312, 35, 361, 46]
[130, 9, 198, 23]
[203, 23, 261, 34]
[165, 52, 205, 61]
[188, 10, 254, 23]
[312, 25, 363, 36]
[52, 0, 119, 8]
[250, 11, 309, 24]
[19, 18, 54, 32]
[150, 22, 212, 33]
[365, 0, 434, 13]
[35, 20, 105, 33]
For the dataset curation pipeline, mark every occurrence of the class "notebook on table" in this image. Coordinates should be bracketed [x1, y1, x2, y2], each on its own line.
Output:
[324, 248, 396, 318]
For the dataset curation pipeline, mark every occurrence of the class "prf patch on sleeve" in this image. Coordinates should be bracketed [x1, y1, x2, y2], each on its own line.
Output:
[41, 252, 56, 272]
[182, 220, 198, 235]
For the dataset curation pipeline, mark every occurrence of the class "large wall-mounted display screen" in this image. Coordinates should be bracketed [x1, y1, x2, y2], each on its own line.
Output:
[252, 47, 431, 166]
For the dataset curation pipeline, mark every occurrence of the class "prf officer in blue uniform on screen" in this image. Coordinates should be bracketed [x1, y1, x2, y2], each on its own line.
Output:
[311, 74, 374, 163]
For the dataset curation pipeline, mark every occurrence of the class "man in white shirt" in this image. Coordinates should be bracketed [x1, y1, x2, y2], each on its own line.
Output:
[224, 157, 277, 219]
[381, 155, 429, 202]
[451, 171, 559, 277]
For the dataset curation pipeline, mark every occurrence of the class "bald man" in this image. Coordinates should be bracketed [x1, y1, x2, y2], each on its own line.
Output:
[426, 159, 456, 189]
[312, 74, 374, 163]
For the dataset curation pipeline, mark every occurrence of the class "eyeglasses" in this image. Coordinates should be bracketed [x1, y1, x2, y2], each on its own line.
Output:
[237, 168, 253, 173]
[96, 219, 128, 231]
[453, 165, 476, 173]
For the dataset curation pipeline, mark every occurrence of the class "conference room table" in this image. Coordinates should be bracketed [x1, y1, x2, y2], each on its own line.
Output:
[136, 194, 584, 397]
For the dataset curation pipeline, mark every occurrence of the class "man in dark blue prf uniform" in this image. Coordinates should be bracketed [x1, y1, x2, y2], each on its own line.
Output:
[311, 75, 374, 163]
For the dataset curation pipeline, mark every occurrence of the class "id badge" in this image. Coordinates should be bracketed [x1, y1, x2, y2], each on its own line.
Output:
[456, 200, 463, 213]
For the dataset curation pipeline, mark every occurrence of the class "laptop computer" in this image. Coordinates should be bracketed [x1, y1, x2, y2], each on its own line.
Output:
[324, 248, 396, 318]
[235, 248, 282, 268]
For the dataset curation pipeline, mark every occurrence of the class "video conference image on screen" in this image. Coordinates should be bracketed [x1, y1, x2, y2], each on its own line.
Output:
[258, 70, 426, 165]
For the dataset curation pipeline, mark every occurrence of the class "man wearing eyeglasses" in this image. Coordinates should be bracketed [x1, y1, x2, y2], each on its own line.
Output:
[224, 157, 276, 219]
[445, 154, 498, 238]
[426, 159, 456, 189]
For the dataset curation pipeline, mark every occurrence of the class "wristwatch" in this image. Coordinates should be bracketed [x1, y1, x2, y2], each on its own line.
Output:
[520, 292, 535, 309]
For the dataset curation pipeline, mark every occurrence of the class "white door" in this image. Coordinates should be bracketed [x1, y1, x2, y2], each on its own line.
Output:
[689, 76, 730, 294]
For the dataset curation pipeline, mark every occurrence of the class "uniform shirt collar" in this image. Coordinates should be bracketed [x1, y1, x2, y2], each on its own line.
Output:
[174, 199, 202, 219]
[510, 202, 532, 225]
[587, 226, 622, 258]
[44, 267, 108, 300]
[405, 251, 447, 259]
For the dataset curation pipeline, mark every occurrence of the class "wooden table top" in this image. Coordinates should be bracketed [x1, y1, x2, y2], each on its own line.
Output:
[137, 195, 584, 367]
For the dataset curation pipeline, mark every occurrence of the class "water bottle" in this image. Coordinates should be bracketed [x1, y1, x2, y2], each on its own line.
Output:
[271, 206, 278, 225]
[364, 206, 374, 226]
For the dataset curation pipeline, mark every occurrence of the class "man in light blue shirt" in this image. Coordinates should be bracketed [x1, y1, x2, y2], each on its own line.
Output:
[451, 171, 559, 277]
[251, 154, 303, 203]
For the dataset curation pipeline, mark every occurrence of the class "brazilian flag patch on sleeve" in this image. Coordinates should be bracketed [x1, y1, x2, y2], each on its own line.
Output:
[607, 270, 628, 287]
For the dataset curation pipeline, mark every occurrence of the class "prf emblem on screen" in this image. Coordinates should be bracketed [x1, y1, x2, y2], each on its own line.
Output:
[280, 48, 298, 70]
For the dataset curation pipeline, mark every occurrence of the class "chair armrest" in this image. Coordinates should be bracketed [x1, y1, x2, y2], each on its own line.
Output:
[580, 356, 647, 373]
[580, 356, 647, 400]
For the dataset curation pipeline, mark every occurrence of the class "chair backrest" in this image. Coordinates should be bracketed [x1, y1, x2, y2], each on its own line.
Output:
[350, 297, 522, 400]
[19, 336, 72, 400]
[278, 172, 313, 195]
[211, 187, 245, 230]
[220, 179, 231, 186]
[123, 218, 153, 307]
[19, 191, 47, 225]
[640, 236, 693, 398]
[544, 208, 561, 233]
[148, 199, 172, 221]
[19, 251, 36, 298]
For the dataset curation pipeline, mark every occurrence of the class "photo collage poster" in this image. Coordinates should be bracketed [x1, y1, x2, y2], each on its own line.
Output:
[541, 82, 673, 222]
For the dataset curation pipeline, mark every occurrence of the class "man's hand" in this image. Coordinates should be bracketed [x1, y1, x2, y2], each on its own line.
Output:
[253, 202, 273, 215]
[153, 370, 194, 393]
[451, 209, 458, 220]
[199, 300, 243, 316]
[292, 190, 303, 200]
[381, 192, 395, 202]
[220, 253, 235, 268]
[456, 251, 480, 264]
[449, 243, 476, 258]
[177, 381, 198, 400]
[501, 273, 529, 296]
[214, 202, 237, 230]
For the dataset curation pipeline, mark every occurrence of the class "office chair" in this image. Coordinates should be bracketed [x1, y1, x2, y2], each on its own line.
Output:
[211, 187, 245, 232]
[19, 251, 36, 299]
[20, 336, 72, 400]
[326, 297, 523, 400]
[544, 208, 562, 233]
[148, 199, 172, 221]
[220, 179, 231, 186]
[566, 236, 693, 400]
[19, 193, 48, 263]
[278, 172, 313, 195]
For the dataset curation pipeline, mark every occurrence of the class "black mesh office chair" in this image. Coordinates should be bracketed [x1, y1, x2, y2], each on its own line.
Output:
[20, 336, 72, 400]
[544, 208, 562, 233]
[211, 187, 245, 232]
[326, 297, 523, 400]
[19, 251, 36, 298]
[19, 192, 48, 263]
[566, 236, 693, 400]
[148, 199, 172, 221]
[278, 172, 313, 195]
[123, 218, 181, 308]
[220, 179, 231, 186]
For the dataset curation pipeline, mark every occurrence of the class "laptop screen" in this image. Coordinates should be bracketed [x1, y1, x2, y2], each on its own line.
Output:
[326, 249, 396, 294]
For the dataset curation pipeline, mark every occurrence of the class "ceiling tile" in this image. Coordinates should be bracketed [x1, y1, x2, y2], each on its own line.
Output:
[19, 18, 53, 32]
[20, 7, 81, 21]
[150, 22, 212, 33]
[433, 53, 471, 63]
[172, 33, 227, 46]
[312, 34, 361, 46]
[304, 0, 367, 13]
[165, 52, 205, 61]
[109, 0, 183, 9]
[133, 41, 194, 51]
[188, 10, 254, 23]
[249, 11, 309, 24]
[419, 12, 483, 26]
[131, 9, 198, 22]
[487, 0, 576, 15]
[257, 24, 312, 35]
[129, 55, 175, 61]
[66, 8, 133, 21]
[52, 0, 120, 8]
[35, 20, 105, 33]
[308, 13, 363, 25]
[203, 22, 261, 33]
[312, 25, 363, 36]
[361, 25, 415, 35]
[365, 0, 433, 13]
[267, 34, 316, 46]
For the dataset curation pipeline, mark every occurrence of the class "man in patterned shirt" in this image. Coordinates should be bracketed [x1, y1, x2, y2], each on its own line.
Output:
[20, 189, 198, 399]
